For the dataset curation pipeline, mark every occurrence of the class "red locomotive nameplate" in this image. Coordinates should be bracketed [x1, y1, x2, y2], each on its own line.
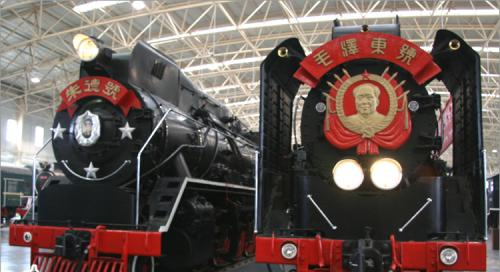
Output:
[57, 76, 141, 116]
[294, 32, 441, 88]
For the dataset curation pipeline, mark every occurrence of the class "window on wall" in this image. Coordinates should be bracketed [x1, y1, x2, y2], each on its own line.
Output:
[6, 119, 19, 143]
[34, 126, 44, 147]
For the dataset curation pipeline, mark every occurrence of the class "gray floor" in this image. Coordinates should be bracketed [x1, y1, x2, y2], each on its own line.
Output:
[1, 227, 499, 272]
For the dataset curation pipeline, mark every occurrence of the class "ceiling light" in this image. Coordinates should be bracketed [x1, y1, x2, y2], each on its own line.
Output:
[481, 74, 500, 78]
[148, 33, 189, 44]
[182, 57, 265, 73]
[192, 26, 237, 36]
[131, 1, 146, 10]
[493, 149, 498, 153]
[223, 56, 265, 66]
[73, 1, 126, 13]
[30, 77, 40, 83]
[182, 63, 222, 73]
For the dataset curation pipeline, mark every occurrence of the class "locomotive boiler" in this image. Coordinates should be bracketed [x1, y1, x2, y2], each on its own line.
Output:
[255, 22, 487, 272]
[9, 34, 257, 272]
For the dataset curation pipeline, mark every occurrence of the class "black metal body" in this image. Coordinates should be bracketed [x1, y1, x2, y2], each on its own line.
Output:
[54, 43, 255, 187]
[257, 24, 486, 271]
[294, 175, 444, 240]
[41, 41, 257, 270]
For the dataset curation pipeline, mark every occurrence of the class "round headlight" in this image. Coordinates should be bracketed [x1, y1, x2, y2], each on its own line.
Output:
[23, 232, 32, 243]
[332, 159, 364, 190]
[73, 34, 100, 61]
[370, 158, 402, 190]
[439, 247, 458, 266]
[281, 243, 297, 260]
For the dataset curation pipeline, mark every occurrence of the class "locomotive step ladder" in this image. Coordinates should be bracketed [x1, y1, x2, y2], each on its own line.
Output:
[148, 177, 185, 231]
[147, 177, 256, 232]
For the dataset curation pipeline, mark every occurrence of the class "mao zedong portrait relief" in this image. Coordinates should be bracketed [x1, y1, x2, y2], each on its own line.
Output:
[343, 83, 388, 138]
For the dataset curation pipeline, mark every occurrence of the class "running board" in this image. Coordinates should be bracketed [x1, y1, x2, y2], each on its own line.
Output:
[148, 177, 254, 232]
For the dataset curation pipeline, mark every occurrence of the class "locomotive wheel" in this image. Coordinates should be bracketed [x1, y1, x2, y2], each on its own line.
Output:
[212, 235, 232, 267]
[130, 256, 155, 272]
[244, 231, 256, 257]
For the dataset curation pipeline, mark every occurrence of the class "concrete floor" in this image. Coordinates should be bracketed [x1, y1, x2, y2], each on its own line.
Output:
[1, 227, 499, 272]
[1, 227, 30, 272]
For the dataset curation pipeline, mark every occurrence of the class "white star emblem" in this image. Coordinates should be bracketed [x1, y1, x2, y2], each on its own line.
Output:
[84, 162, 99, 179]
[50, 123, 66, 140]
[118, 122, 136, 140]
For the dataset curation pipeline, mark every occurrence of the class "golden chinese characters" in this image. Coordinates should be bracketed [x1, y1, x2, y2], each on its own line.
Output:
[341, 38, 359, 57]
[313, 49, 333, 67]
[83, 78, 100, 92]
[65, 84, 81, 101]
[103, 81, 121, 100]
[371, 38, 387, 54]
[396, 44, 417, 65]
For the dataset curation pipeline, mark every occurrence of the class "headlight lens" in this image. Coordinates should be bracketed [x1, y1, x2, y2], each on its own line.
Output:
[73, 34, 100, 61]
[281, 243, 298, 260]
[370, 158, 402, 190]
[332, 159, 364, 190]
[439, 247, 458, 266]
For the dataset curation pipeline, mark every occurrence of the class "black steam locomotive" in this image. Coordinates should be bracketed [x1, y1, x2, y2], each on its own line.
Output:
[10, 35, 257, 271]
[255, 22, 487, 272]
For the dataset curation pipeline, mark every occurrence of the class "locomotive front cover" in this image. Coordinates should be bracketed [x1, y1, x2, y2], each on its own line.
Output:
[256, 22, 486, 272]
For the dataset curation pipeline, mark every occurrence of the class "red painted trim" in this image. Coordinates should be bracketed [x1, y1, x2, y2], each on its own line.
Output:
[9, 224, 162, 257]
[255, 235, 486, 272]
[57, 76, 142, 117]
[293, 32, 441, 88]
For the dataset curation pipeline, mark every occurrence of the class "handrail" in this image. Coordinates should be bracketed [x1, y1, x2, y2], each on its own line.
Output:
[307, 194, 338, 231]
[483, 149, 488, 240]
[254, 150, 259, 233]
[398, 197, 432, 232]
[136, 106, 172, 226]
[32, 138, 52, 220]
[61, 160, 131, 181]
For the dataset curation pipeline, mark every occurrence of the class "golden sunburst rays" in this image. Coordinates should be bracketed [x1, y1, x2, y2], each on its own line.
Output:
[396, 90, 411, 130]
[334, 74, 344, 83]
[381, 66, 407, 94]
[328, 69, 351, 90]
[397, 90, 410, 101]
[341, 68, 351, 78]
[328, 68, 408, 94]
[388, 71, 399, 81]
[381, 67, 390, 77]
[327, 81, 337, 90]
[394, 80, 406, 90]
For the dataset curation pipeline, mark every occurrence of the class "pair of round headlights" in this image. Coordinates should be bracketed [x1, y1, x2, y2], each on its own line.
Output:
[332, 158, 402, 191]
